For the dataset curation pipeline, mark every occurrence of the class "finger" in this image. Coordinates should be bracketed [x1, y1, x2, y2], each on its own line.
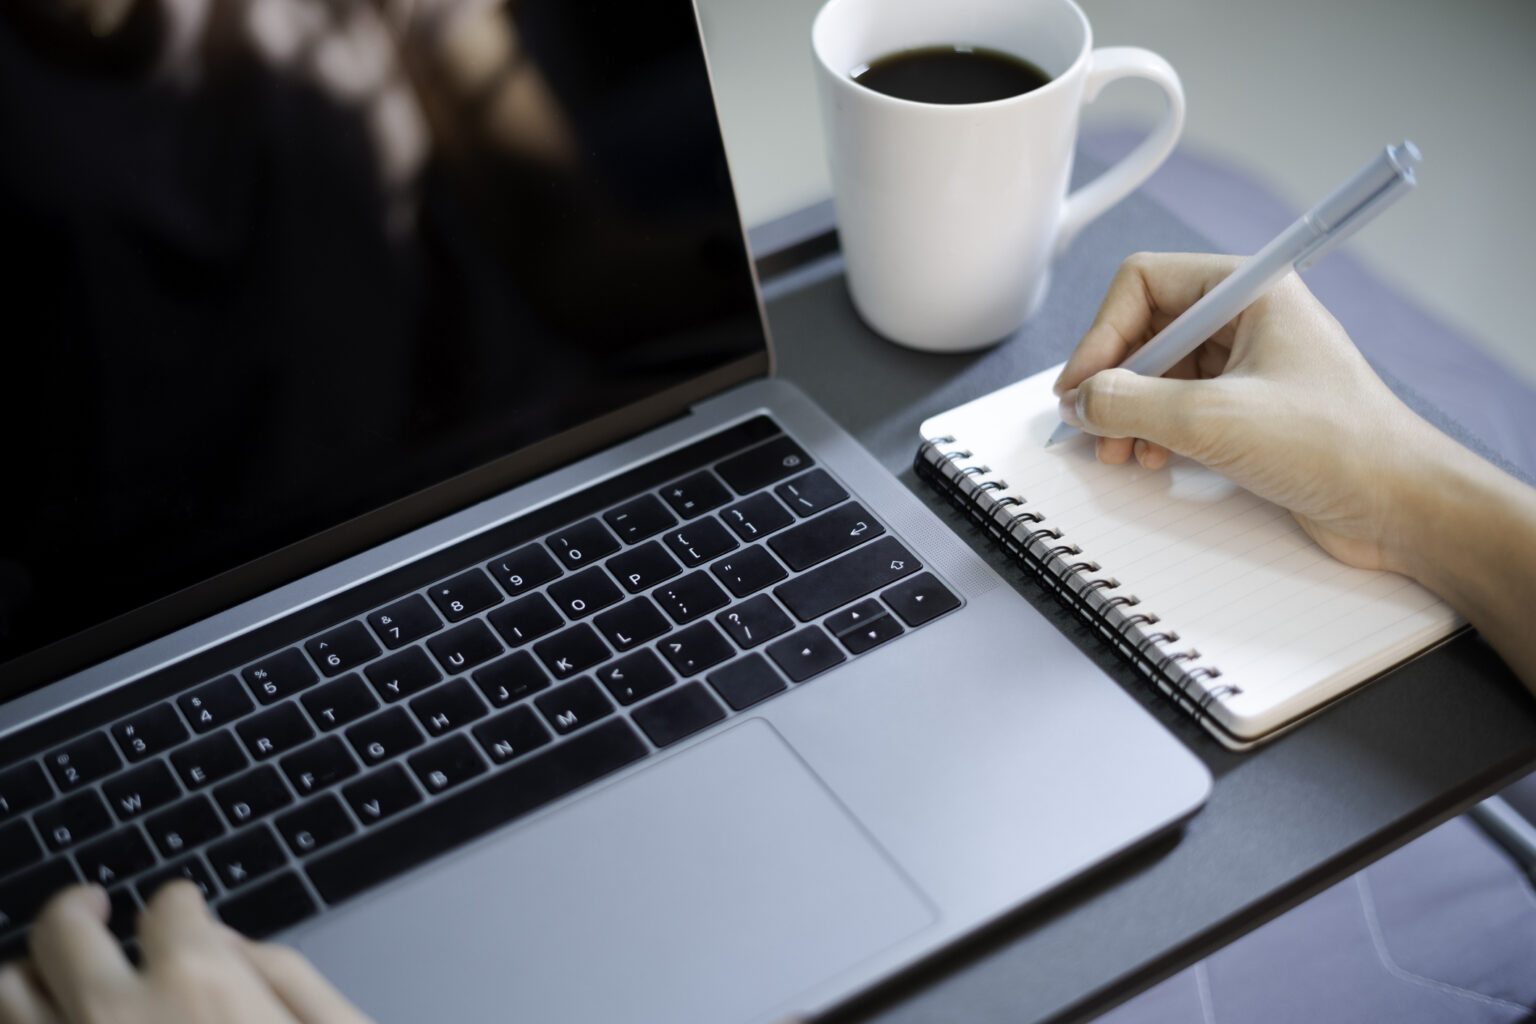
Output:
[1095, 436, 1135, 466]
[1054, 252, 1244, 395]
[1065, 368, 1224, 462]
[27, 886, 134, 1021]
[0, 961, 62, 1024]
[137, 880, 228, 969]
[238, 939, 375, 1024]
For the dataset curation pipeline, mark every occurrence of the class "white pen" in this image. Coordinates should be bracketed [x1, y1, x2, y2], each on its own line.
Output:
[1046, 140, 1422, 448]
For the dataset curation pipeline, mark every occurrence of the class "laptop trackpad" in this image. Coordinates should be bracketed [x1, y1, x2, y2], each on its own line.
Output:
[298, 718, 935, 1024]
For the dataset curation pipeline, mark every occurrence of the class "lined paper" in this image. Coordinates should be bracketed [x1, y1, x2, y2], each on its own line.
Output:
[921, 366, 1460, 744]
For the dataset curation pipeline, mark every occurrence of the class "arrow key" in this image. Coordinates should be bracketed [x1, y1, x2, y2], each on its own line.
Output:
[824, 599, 885, 639]
[766, 626, 846, 683]
[838, 614, 904, 655]
[342, 764, 423, 827]
[881, 572, 962, 627]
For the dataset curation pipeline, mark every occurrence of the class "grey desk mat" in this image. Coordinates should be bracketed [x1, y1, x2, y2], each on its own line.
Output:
[757, 156, 1536, 1023]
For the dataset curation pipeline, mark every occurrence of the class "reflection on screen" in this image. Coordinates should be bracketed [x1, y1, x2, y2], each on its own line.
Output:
[0, 0, 765, 672]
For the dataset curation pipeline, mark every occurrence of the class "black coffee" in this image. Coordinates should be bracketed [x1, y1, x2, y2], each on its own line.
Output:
[851, 45, 1051, 104]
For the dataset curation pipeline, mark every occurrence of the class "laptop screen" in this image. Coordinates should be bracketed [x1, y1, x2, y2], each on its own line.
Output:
[0, 0, 769, 691]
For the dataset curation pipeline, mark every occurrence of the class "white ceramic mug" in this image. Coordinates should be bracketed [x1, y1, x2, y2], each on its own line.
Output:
[812, 0, 1184, 352]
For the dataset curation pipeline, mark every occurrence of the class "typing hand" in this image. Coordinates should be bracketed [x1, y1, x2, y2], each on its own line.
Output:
[1052, 252, 1439, 573]
[0, 884, 372, 1024]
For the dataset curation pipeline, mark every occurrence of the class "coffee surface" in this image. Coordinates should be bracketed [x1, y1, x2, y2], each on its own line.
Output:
[851, 45, 1051, 104]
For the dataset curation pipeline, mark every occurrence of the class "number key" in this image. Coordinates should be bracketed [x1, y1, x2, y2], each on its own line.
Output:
[179, 676, 254, 733]
[546, 518, 619, 571]
[366, 594, 442, 649]
[112, 704, 188, 762]
[44, 733, 120, 792]
[427, 569, 502, 622]
[243, 649, 318, 705]
[486, 544, 562, 597]
[304, 622, 380, 677]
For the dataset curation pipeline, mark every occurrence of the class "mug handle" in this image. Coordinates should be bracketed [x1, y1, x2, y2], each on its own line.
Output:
[1055, 47, 1185, 256]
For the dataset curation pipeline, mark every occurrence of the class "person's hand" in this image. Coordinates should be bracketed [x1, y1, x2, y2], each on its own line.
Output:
[0, 884, 373, 1024]
[1053, 251, 1447, 574]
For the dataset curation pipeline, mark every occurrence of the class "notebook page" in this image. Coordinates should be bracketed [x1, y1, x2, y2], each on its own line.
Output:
[920, 365, 1461, 742]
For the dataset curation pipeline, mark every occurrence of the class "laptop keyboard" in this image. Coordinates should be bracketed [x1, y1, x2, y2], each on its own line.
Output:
[0, 416, 961, 956]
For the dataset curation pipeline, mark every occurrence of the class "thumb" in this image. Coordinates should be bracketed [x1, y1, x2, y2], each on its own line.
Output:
[1063, 368, 1220, 459]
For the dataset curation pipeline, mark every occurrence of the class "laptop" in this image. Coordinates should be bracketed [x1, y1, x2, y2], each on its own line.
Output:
[0, 1, 1210, 1021]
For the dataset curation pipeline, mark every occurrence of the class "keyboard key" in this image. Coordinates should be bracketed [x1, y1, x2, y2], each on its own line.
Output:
[427, 569, 503, 623]
[366, 594, 442, 649]
[171, 732, 248, 790]
[767, 627, 847, 682]
[471, 652, 551, 708]
[534, 678, 613, 735]
[659, 471, 731, 520]
[546, 518, 620, 571]
[658, 621, 735, 677]
[592, 597, 670, 652]
[632, 683, 727, 748]
[882, 572, 962, 627]
[409, 735, 487, 794]
[342, 765, 422, 825]
[487, 593, 564, 648]
[774, 469, 848, 517]
[663, 518, 738, 566]
[710, 546, 788, 598]
[532, 623, 609, 679]
[774, 538, 921, 621]
[365, 646, 443, 702]
[410, 679, 488, 737]
[137, 856, 218, 903]
[653, 571, 730, 625]
[305, 720, 647, 905]
[36, 791, 112, 851]
[707, 655, 788, 711]
[301, 673, 379, 731]
[607, 541, 682, 593]
[0, 859, 78, 934]
[44, 733, 121, 792]
[603, 494, 677, 544]
[716, 436, 812, 494]
[280, 737, 358, 797]
[347, 708, 425, 767]
[275, 794, 356, 856]
[471, 706, 552, 765]
[217, 870, 317, 938]
[112, 703, 188, 763]
[179, 676, 254, 733]
[101, 760, 180, 821]
[304, 622, 381, 677]
[426, 620, 504, 674]
[236, 703, 315, 762]
[720, 493, 794, 542]
[594, 649, 676, 706]
[214, 766, 294, 827]
[144, 795, 226, 858]
[106, 886, 140, 937]
[75, 828, 155, 888]
[769, 502, 885, 571]
[207, 826, 286, 889]
[839, 615, 905, 654]
[486, 544, 563, 597]
[825, 598, 885, 638]
[0, 762, 51, 820]
[716, 595, 793, 649]
[547, 566, 622, 620]
[243, 649, 319, 705]
[0, 819, 42, 876]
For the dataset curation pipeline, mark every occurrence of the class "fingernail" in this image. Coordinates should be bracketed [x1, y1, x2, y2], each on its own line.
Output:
[1051, 374, 1066, 397]
[1134, 439, 1149, 466]
[1058, 389, 1082, 428]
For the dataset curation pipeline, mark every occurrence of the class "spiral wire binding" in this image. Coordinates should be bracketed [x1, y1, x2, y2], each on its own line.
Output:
[915, 436, 1234, 726]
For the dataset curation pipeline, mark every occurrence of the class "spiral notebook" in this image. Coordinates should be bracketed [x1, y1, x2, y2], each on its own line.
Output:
[916, 365, 1463, 749]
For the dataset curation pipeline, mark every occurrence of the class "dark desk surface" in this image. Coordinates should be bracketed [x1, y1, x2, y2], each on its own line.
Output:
[754, 183, 1536, 1023]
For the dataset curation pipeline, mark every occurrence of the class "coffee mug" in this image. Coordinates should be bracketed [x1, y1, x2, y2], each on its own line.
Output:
[812, 0, 1185, 352]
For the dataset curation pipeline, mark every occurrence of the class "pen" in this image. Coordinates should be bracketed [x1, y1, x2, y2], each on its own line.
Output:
[1046, 140, 1422, 448]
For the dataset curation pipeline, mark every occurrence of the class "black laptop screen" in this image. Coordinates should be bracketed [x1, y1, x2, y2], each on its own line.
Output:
[0, 0, 768, 685]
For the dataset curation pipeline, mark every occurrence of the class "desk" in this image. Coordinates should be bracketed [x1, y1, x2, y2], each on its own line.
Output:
[751, 164, 1536, 1023]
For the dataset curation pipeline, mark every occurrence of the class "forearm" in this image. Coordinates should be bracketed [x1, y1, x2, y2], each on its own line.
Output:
[1392, 430, 1536, 690]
